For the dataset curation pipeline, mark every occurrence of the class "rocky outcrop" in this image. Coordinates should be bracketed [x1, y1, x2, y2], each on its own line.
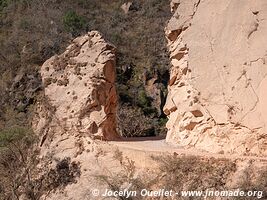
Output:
[33, 31, 119, 157]
[144, 72, 165, 116]
[121, 2, 133, 14]
[164, 0, 267, 155]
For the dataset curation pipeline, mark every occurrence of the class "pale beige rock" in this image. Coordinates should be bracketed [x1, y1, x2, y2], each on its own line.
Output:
[164, 0, 267, 155]
[29, 31, 122, 200]
[33, 31, 119, 158]
[121, 2, 133, 14]
[145, 76, 164, 116]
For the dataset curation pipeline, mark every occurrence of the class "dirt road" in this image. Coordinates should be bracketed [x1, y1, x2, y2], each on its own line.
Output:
[109, 137, 267, 162]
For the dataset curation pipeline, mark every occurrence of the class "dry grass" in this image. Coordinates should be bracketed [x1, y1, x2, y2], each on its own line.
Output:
[0, 126, 37, 200]
[97, 152, 267, 200]
[0, 0, 171, 136]
[95, 148, 148, 200]
[152, 155, 237, 191]
[117, 104, 156, 137]
[0, 126, 81, 200]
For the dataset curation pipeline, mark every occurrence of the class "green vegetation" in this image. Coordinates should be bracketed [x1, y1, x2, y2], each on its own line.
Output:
[0, 0, 8, 11]
[0, 126, 36, 200]
[63, 10, 86, 36]
[137, 90, 151, 109]
[0, 126, 80, 200]
[117, 104, 155, 137]
[0, 0, 170, 137]
[0, 0, 171, 196]
[158, 117, 168, 127]
[0, 125, 34, 148]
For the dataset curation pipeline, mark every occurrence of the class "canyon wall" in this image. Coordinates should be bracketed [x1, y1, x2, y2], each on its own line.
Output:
[164, 0, 267, 155]
[33, 31, 119, 157]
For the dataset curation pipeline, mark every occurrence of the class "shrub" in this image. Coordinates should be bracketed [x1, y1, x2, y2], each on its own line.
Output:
[156, 117, 168, 135]
[117, 85, 133, 103]
[117, 104, 155, 137]
[152, 155, 237, 193]
[0, 0, 8, 11]
[19, 18, 31, 30]
[0, 0, 171, 138]
[137, 89, 151, 108]
[0, 126, 36, 200]
[95, 149, 146, 200]
[0, 126, 34, 150]
[236, 166, 267, 199]
[28, 157, 81, 199]
[97, 152, 267, 200]
[63, 10, 86, 36]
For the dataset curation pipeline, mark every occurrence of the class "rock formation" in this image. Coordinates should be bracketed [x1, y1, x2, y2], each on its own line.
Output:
[33, 31, 119, 157]
[121, 2, 133, 14]
[164, 0, 267, 155]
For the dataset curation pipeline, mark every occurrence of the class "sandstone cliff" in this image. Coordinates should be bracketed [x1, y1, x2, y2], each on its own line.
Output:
[164, 0, 267, 155]
[33, 31, 119, 157]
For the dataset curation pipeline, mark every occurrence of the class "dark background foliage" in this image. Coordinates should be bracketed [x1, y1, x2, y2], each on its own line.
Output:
[0, 0, 171, 136]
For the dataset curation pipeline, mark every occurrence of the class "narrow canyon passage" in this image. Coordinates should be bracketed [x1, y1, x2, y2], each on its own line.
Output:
[0, 1, 267, 199]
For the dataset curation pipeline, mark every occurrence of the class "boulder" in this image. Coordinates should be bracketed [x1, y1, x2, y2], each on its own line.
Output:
[33, 31, 119, 157]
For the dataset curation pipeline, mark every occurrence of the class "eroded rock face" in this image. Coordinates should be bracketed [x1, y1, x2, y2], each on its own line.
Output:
[164, 0, 267, 155]
[33, 31, 119, 156]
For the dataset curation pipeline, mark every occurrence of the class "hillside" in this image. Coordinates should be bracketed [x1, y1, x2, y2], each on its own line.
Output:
[0, 0, 266, 200]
